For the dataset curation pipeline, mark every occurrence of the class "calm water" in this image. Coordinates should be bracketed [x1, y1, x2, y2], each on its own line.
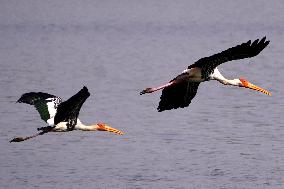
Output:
[1, 1, 284, 188]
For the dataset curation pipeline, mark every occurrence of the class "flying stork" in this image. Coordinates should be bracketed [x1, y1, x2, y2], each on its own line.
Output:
[10, 86, 123, 142]
[140, 37, 272, 111]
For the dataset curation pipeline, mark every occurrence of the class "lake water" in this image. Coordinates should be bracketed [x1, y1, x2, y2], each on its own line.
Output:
[1, 1, 284, 188]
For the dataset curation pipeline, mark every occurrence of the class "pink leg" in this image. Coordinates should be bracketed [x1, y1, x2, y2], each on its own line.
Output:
[10, 127, 54, 143]
[140, 81, 175, 95]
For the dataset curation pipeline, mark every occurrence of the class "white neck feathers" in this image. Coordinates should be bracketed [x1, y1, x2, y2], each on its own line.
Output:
[210, 68, 241, 86]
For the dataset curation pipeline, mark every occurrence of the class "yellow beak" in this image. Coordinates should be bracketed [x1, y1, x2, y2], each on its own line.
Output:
[240, 78, 272, 96]
[97, 123, 124, 135]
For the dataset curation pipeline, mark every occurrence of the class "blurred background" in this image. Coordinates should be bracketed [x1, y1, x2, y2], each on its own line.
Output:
[0, 1, 283, 188]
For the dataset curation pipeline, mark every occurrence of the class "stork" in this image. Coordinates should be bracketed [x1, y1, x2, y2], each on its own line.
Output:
[10, 86, 123, 142]
[140, 37, 271, 111]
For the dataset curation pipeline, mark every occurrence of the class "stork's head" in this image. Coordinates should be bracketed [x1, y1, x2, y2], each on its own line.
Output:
[97, 123, 124, 135]
[238, 78, 272, 96]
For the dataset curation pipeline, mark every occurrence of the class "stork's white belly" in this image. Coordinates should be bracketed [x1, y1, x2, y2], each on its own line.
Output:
[53, 119, 82, 132]
[53, 122, 68, 131]
[47, 118, 54, 126]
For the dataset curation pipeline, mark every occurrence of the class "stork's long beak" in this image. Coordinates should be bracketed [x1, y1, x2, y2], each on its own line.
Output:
[97, 123, 124, 135]
[239, 78, 272, 96]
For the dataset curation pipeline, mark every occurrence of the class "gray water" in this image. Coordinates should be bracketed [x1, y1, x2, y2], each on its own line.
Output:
[1, 1, 284, 188]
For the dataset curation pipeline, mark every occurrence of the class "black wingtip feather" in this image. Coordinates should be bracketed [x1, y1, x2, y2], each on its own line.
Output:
[251, 39, 259, 47]
[259, 36, 266, 44]
[82, 86, 90, 96]
[17, 92, 55, 105]
[188, 37, 270, 77]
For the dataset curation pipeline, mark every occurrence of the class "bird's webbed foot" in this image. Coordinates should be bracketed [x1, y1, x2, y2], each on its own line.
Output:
[140, 88, 154, 95]
[10, 137, 25, 143]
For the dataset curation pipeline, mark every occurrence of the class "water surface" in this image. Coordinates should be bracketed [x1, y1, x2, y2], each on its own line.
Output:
[1, 1, 284, 188]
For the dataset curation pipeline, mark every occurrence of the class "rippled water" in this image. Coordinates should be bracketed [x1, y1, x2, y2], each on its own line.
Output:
[1, 1, 284, 188]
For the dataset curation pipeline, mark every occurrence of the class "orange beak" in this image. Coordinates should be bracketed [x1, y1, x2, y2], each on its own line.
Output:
[239, 78, 272, 96]
[97, 123, 124, 135]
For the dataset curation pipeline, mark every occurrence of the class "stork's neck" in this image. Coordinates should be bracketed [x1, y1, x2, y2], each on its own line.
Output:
[220, 78, 242, 86]
[210, 68, 242, 86]
[75, 121, 99, 131]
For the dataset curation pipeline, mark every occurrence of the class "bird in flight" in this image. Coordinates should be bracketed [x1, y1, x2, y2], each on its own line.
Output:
[10, 86, 123, 142]
[140, 37, 272, 112]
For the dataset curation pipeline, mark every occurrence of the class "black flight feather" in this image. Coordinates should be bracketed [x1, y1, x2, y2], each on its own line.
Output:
[17, 92, 57, 105]
[54, 86, 90, 131]
[17, 92, 61, 122]
[158, 81, 200, 112]
[188, 37, 270, 79]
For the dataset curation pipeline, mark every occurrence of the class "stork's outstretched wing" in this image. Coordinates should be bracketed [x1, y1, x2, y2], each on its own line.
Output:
[54, 86, 90, 131]
[17, 92, 62, 123]
[188, 37, 270, 78]
[158, 81, 200, 112]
